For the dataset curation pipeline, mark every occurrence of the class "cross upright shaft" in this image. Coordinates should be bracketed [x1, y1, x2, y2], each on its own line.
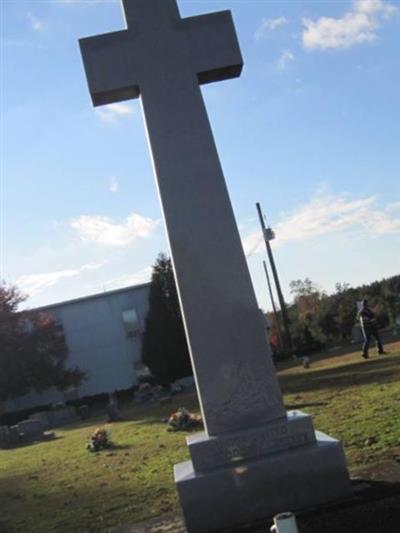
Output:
[80, 0, 285, 436]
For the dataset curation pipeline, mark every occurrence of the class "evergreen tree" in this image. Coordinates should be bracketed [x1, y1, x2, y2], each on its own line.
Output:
[142, 254, 192, 386]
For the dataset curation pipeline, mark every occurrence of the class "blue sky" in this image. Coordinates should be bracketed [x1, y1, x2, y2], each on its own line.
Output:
[2, 0, 400, 311]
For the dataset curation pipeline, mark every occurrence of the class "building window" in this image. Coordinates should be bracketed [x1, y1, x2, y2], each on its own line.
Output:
[122, 309, 141, 337]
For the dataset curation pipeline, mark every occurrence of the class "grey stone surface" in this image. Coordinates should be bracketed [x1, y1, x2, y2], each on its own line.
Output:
[79, 2, 351, 531]
[173, 376, 195, 390]
[8, 425, 20, 443]
[29, 411, 51, 429]
[0, 426, 11, 448]
[48, 406, 78, 427]
[29, 407, 78, 428]
[80, 1, 243, 107]
[175, 431, 352, 533]
[111, 462, 400, 533]
[80, 0, 285, 437]
[17, 419, 45, 439]
[187, 410, 316, 472]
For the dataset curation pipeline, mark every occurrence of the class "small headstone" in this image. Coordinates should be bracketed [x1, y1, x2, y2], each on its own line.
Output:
[78, 404, 90, 420]
[48, 406, 78, 427]
[29, 411, 51, 429]
[173, 376, 195, 390]
[0, 426, 11, 448]
[17, 419, 45, 441]
[8, 425, 20, 445]
[63, 387, 79, 403]
[159, 396, 172, 405]
[135, 383, 159, 403]
[107, 393, 123, 422]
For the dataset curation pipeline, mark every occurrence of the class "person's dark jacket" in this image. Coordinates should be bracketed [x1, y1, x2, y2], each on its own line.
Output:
[358, 307, 378, 332]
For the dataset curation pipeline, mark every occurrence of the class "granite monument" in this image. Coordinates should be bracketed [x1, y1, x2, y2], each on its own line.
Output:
[79, 1, 352, 531]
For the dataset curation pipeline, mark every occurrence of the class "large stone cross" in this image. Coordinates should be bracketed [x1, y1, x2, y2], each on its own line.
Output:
[80, 0, 243, 106]
[80, 0, 285, 435]
[80, 3, 352, 530]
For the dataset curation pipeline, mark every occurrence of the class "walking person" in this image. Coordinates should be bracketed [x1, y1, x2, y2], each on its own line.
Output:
[358, 299, 385, 359]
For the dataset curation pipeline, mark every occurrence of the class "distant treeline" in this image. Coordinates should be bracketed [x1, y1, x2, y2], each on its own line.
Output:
[270, 274, 400, 356]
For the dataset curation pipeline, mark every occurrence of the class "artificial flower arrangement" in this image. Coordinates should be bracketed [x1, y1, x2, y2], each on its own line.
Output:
[87, 427, 113, 452]
[167, 407, 202, 432]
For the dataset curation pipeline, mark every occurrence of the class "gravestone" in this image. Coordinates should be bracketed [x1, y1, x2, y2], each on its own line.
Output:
[29, 406, 78, 429]
[29, 411, 51, 429]
[16, 419, 45, 441]
[48, 406, 78, 427]
[0, 426, 11, 448]
[79, 1, 351, 531]
[8, 419, 53, 446]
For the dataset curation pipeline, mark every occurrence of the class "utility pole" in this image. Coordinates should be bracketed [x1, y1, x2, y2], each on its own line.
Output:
[256, 202, 293, 355]
[263, 260, 283, 350]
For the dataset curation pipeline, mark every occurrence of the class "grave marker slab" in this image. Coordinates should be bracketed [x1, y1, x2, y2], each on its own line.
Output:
[0, 426, 11, 448]
[17, 419, 45, 441]
[48, 406, 78, 427]
[29, 411, 50, 429]
[79, 1, 351, 531]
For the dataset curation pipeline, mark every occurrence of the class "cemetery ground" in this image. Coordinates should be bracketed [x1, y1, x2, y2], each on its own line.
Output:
[1, 340, 399, 533]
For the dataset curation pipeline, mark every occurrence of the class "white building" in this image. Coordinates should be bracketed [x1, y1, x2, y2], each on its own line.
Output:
[4, 283, 150, 413]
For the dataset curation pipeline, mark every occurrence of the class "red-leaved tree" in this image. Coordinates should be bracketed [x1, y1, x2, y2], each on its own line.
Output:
[0, 283, 85, 403]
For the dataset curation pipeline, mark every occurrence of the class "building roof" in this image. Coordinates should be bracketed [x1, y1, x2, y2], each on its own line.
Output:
[27, 282, 151, 313]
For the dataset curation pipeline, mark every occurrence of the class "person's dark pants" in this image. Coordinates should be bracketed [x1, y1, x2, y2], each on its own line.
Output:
[362, 327, 384, 357]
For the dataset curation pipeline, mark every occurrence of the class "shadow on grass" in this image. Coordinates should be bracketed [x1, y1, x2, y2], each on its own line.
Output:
[0, 469, 173, 533]
[3, 435, 64, 451]
[88, 443, 134, 453]
[279, 356, 399, 395]
[285, 401, 328, 410]
[212, 479, 400, 533]
[5, 463, 398, 533]
[295, 478, 400, 533]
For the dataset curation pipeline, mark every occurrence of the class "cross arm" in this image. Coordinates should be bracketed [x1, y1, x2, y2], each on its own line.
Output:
[182, 11, 243, 85]
[79, 31, 141, 107]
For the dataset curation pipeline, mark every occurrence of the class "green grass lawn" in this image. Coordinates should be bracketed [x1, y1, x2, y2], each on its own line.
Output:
[1, 341, 399, 533]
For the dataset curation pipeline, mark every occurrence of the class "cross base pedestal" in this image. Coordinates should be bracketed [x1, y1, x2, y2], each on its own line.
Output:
[174, 427, 352, 533]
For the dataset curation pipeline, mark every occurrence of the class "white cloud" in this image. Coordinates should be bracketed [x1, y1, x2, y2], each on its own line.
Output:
[96, 266, 153, 292]
[27, 13, 44, 32]
[302, 0, 397, 50]
[70, 213, 159, 247]
[109, 176, 119, 193]
[255, 16, 288, 41]
[17, 262, 105, 296]
[363, 205, 400, 234]
[277, 49, 295, 70]
[356, 0, 397, 16]
[242, 232, 264, 258]
[242, 191, 400, 257]
[95, 103, 135, 123]
[386, 201, 400, 212]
